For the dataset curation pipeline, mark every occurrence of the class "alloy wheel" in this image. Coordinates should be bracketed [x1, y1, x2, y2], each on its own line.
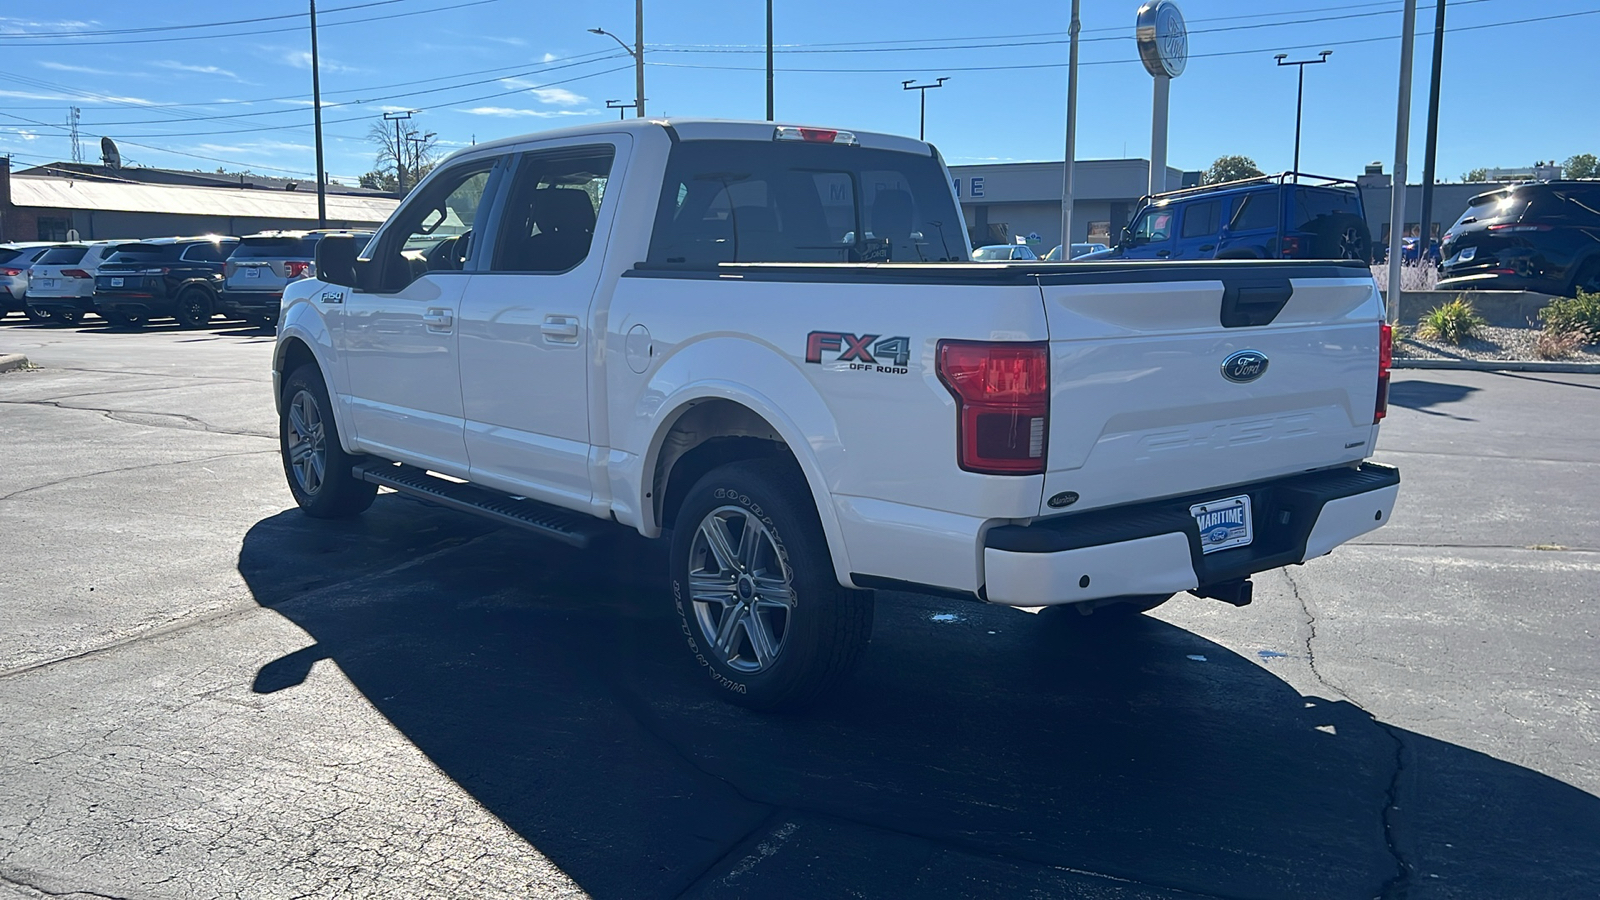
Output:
[285, 389, 328, 496]
[687, 505, 796, 674]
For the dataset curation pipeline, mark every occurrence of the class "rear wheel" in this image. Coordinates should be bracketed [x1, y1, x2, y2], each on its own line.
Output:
[174, 287, 215, 328]
[1568, 259, 1600, 297]
[101, 310, 145, 330]
[280, 363, 378, 518]
[669, 458, 873, 710]
[22, 306, 50, 324]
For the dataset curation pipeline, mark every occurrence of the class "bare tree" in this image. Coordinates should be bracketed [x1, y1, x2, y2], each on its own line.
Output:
[363, 116, 441, 194]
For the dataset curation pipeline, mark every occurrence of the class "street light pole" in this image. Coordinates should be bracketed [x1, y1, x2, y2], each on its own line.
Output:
[901, 77, 948, 142]
[383, 110, 414, 193]
[1274, 50, 1331, 180]
[1418, 0, 1448, 255]
[589, 13, 646, 117]
[309, 0, 326, 227]
[1386, 0, 1420, 325]
[1060, 0, 1081, 253]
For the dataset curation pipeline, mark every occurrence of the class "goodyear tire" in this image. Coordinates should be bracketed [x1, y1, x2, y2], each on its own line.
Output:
[280, 363, 378, 518]
[669, 458, 873, 710]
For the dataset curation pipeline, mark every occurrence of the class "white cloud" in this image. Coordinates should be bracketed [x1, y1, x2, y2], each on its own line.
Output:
[498, 79, 586, 106]
[16, 129, 39, 142]
[0, 17, 95, 35]
[39, 61, 115, 75]
[155, 60, 239, 79]
[281, 49, 358, 73]
[0, 88, 153, 105]
[458, 106, 599, 119]
[483, 36, 527, 47]
[542, 52, 559, 62]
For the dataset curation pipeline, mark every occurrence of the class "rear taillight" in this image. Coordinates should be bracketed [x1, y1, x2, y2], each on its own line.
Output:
[286, 260, 312, 278]
[61, 269, 90, 278]
[936, 340, 1049, 475]
[1375, 322, 1392, 423]
[1280, 236, 1303, 258]
[0, 268, 22, 277]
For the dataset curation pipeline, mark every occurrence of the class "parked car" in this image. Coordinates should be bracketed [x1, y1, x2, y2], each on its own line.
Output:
[1097, 174, 1371, 263]
[94, 236, 239, 329]
[1043, 242, 1110, 261]
[222, 230, 373, 326]
[1, 243, 61, 322]
[971, 243, 1039, 261]
[1438, 181, 1600, 297]
[24, 241, 125, 325]
[275, 118, 1399, 710]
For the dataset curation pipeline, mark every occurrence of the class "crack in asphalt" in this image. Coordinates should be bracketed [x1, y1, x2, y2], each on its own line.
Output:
[0, 871, 134, 900]
[1281, 569, 1413, 900]
[0, 398, 274, 440]
[0, 450, 275, 505]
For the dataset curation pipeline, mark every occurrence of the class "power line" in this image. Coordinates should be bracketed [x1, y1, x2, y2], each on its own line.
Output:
[0, 0, 416, 39]
[0, 0, 502, 47]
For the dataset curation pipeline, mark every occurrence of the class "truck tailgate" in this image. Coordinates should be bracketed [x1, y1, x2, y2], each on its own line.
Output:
[1038, 264, 1383, 518]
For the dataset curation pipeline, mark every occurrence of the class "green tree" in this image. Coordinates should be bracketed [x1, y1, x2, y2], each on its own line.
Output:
[1461, 167, 1489, 182]
[1202, 155, 1265, 185]
[1563, 153, 1598, 179]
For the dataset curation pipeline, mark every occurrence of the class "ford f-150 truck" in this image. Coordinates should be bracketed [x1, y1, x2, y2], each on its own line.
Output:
[274, 119, 1399, 710]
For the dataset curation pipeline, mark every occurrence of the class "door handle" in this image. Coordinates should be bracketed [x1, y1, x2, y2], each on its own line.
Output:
[1199, 244, 1216, 252]
[541, 316, 580, 343]
[422, 308, 453, 330]
[1156, 249, 1171, 258]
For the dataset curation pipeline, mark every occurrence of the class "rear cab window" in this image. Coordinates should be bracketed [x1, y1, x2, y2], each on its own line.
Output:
[646, 139, 966, 266]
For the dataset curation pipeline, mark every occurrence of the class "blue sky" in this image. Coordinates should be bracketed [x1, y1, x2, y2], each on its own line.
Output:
[0, 0, 1595, 185]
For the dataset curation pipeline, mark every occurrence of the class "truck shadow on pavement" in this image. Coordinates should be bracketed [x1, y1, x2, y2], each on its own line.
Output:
[238, 500, 1600, 899]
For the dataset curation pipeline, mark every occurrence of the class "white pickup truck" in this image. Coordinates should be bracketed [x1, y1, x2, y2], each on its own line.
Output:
[274, 119, 1399, 709]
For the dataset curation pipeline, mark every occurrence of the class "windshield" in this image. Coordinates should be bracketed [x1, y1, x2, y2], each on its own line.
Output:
[647, 139, 965, 266]
[37, 246, 88, 265]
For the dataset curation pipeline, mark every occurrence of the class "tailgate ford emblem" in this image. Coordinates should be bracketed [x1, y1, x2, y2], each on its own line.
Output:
[1221, 350, 1269, 383]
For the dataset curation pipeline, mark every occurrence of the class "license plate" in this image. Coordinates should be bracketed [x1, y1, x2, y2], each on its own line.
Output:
[244, 267, 260, 278]
[38, 278, 55, 288]
[1190, 495, 1253, 554]
[110, 277, 124, 287]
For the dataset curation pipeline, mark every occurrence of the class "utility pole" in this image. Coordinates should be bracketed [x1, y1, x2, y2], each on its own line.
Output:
[1060, 0, 1080, 253]
[589, 4, 646, 118]
[1274, 50, 1331, 181]
[1385, 0, 1420, 324]
[406, 132, 435, 186]
[605, 100, 633, 120]
[310, 0, 327, 226]
[901, 77, 948, 142]
[383, 110, 414, 193]
[1418, 0, 1447, 255]
[68, 107, 82, 165]
[766, 0, 774, 121]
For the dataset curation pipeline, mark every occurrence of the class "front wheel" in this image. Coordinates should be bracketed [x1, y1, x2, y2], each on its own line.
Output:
[280, 364, 378, 518]
[669, 458, 873, 710]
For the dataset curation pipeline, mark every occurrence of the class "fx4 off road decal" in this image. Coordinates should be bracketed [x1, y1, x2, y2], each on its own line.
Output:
[804, 331, 912, 374]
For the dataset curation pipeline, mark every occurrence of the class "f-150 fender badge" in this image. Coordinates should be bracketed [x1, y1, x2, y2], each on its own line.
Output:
[805, 331, 911, 374]
[1221, 349, 1268, 383]
[319, 290, 345, 305]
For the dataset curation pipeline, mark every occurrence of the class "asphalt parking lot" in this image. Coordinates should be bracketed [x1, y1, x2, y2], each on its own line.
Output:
[1, 318, 1596, 900]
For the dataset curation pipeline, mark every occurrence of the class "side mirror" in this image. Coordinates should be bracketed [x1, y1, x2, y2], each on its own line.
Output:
[1119, 228, 1135, 248]
[315, 234, 359, 288]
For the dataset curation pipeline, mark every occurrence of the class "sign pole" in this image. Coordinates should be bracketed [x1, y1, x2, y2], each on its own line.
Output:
[1149, 75, 1169, 196]
[1136, 1, 1187, 199]
[1386, 0, 1419, 324]
[1060, 0, 1080, 253]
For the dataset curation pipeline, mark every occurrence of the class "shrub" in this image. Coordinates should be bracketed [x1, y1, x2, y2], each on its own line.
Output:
[1415, 297, 1487, 345]
[1538, 290, 1600, 344]
[1533, 329, 1586, 360]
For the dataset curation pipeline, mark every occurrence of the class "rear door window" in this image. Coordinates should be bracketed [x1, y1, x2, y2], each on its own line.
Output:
[647, 139, 966, 266]
[1181, 201, 1220, 239]
[491, 146, 615, 273]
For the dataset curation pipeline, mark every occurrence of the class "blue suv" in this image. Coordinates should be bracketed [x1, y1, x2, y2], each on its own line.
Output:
[1098, 174, 1372, 263]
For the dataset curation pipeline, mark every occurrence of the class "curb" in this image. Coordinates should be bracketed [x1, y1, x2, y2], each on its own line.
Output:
[1393, 358, 1600, 374]
[0, 353, 29, 373]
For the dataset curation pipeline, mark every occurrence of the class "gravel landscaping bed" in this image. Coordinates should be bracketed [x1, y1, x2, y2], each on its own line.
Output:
[1394, 325, 1600, 363]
